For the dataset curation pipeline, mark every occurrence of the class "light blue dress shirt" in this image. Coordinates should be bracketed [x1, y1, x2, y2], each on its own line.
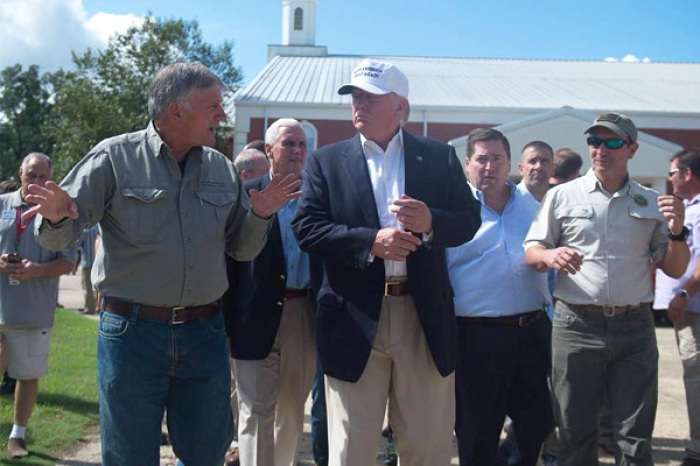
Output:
[446, 181, 551, 317]
[277, 198, 310, 289]
[654, 193, 700, 313]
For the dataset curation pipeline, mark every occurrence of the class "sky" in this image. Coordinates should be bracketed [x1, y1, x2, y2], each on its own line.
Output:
[1, 0, 700, 84]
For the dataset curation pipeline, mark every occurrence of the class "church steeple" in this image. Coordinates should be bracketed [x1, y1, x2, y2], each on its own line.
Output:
[282, 0, 316, 46]
[267, 0, 327, 62]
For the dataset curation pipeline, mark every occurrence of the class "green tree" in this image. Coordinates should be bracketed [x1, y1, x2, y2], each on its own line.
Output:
[46, 15, 243, 178]
[0, 64, 54, 178]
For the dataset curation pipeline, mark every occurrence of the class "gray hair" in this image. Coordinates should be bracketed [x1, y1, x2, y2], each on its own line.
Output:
[234, 149, 268, 172]
[21, 152, 52, 175]
[264, 118, 303, 146]
[147, 62, 226, 120]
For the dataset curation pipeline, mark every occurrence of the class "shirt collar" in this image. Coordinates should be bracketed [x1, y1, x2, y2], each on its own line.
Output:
[583, 168, 631, 195]
[468, 179, 517, 204]
[688, 193, 700, 206]
[146, 121, 168, 158]
[359, 128, 404, 154]
[146, 121, 203, 161]
[8, 189, 23, 208]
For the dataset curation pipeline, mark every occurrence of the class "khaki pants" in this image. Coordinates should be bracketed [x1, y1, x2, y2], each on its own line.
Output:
[235, 296, 316, 466]
[676, 311, 700, 460]
[325, 295, 455, 466]
[81, 266, 96, 313]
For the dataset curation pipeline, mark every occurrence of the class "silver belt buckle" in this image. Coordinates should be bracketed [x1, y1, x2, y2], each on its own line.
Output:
[171, 306, 187, 324]
[602, 305, 618, 317]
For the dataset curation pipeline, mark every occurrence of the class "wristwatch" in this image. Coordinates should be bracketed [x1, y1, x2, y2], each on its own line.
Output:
[680, 289, 690, 301]
[668, 226, 690, 242]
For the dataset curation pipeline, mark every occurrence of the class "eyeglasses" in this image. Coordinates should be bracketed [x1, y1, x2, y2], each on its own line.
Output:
[586, 137, 629, 150]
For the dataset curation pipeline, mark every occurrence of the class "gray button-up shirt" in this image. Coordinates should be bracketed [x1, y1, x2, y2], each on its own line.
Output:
[524, 169, 668, 306]
[36, 123, 271, 307]
[1, 190, 77, 327]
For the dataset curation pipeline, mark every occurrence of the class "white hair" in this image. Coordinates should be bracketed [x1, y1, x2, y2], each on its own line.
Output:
[264, 118, 303, 146]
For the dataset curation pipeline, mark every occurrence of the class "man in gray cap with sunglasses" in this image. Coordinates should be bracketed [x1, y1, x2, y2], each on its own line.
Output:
[524, 112, 690, 465]
[292, 58, 481, 466]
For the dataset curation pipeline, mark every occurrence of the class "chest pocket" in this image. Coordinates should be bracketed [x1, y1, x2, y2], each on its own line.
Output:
[120, 188, 169, 244]
[628, 205, 660, 240]
[195, 190, 236, 240]
[556, 205, 593, 226]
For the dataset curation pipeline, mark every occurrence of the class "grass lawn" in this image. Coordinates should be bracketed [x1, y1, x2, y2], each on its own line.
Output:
[0, 308, 98, 465]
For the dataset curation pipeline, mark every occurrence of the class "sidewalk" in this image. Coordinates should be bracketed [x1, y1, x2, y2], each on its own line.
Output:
[55, 274, 689, 465]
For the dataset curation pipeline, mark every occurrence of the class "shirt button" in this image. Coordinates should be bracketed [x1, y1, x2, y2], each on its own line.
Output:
[276, 301, 283, 306]
[280, 274, 286, 280]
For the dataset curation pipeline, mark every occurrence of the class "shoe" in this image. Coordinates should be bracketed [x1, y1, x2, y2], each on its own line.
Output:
[7, 437, 28, 459]
[680, 459, 700, 466]
[383, 453, 397, 466]
[224, 447, 240, 466]
[81, 308, 96, 315]
[0, 375, 16, 396]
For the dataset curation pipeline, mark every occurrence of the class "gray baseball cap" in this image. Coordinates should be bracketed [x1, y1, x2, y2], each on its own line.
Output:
[584, 112, 638, 142]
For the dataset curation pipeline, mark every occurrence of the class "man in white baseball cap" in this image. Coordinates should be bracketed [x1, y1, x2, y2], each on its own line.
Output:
[293, 58, 481, 466]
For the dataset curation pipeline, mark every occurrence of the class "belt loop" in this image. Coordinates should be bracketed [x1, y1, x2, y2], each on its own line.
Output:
[130, 303, 140, 323]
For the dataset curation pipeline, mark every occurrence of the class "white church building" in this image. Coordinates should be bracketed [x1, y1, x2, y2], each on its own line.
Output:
[233, 0, 700, 192]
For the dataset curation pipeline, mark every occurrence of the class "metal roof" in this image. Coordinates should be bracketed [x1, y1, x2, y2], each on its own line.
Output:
[234, 55, 700, 114]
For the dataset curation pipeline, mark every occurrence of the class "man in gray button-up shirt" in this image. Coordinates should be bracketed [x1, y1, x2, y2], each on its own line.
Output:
[525, 112, 689, 466]
[24, 63, 301, 466]
[0, 153, 76, 460]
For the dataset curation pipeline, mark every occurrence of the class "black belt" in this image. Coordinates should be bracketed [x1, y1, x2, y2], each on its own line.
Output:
[284, 288, 312, 299]
[457, 309, 544, 327]
[103, 298, 220, 324]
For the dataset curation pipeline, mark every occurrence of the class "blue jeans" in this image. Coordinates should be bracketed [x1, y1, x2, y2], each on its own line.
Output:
[552, 301, 658, 466]
[311, 355, 329, 466]
[97, 307, 233, 466]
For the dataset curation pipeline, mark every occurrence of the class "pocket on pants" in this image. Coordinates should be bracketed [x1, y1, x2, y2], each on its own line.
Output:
[27, 329, 51, 357]
[99, 312, 130, 338]
[552, 309, 578, 329]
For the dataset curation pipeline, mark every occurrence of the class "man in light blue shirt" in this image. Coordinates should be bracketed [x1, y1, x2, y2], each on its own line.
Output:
[447, 128, 554, 465]
[654, 148, 700, 465]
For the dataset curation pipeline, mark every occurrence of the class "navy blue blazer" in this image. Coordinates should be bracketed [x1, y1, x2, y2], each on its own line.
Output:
[291, 131, 481, 382]
[222, 174, 289, 360]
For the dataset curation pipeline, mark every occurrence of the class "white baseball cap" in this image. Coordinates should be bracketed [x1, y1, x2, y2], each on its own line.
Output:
[337, 58, 409, 98]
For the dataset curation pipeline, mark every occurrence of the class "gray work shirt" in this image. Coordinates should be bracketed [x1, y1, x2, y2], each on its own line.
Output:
[0, 190, 77, 327]
[524, 169, 669, 306]
[36, 123, 271, 307]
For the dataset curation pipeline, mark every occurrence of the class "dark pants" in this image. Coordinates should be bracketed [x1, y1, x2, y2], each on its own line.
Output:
[552, 302, 658, 466]
[311, 355, 329, 466]
[455, 314, 554, 466]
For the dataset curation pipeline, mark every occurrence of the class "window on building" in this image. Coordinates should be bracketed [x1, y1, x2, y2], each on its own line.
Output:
[294, 8, 303, 30]
[301, 120, 317, 151]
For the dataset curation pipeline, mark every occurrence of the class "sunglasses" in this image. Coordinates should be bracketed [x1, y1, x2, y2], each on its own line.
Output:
[669, 168, 685, 177]
[586, 136, 629, 150]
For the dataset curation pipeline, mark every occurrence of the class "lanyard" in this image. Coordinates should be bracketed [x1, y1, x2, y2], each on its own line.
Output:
[15, 206, 29, 251]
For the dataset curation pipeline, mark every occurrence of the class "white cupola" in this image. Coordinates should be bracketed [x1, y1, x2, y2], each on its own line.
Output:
[282, 0, 316, 46]
[267, 0, 327, 62]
